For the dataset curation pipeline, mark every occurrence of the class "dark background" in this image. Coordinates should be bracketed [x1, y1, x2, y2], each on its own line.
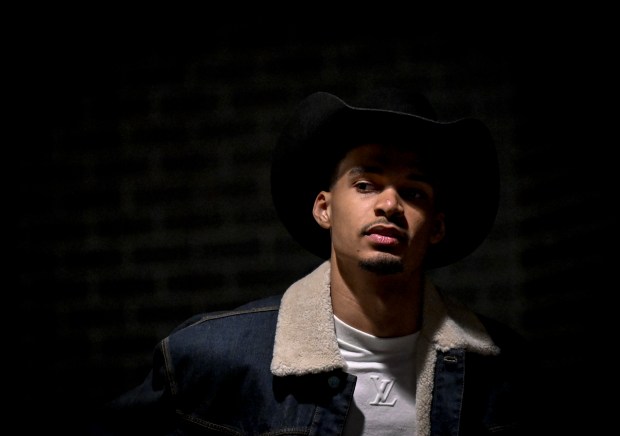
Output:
[16, 12, 612, 434]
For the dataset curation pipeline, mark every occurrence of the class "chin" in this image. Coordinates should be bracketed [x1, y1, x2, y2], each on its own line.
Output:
[358, 253, 404, 275]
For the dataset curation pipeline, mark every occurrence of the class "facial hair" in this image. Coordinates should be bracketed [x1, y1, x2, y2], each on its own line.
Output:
[358, 256, 404, 275]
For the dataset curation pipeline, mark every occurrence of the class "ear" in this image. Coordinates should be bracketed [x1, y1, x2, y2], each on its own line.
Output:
[430, 212, 446, 245]
[312, 191, 332, 229]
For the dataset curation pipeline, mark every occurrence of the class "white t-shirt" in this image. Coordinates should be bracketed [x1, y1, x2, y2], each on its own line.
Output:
[334, 315, 419, 435]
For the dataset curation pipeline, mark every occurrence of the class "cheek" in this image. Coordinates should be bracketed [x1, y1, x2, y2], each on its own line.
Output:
[404, 207, 428, 224]
[331, 196, 371, 225]
[405, 209, 437, 236]
[329, 201, 364, 238]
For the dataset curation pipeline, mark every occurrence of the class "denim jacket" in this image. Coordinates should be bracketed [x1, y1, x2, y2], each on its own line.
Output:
[92, 261, 531, 435]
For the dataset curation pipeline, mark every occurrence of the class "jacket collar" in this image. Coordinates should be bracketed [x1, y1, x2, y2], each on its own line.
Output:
[270, 260, 499, 376]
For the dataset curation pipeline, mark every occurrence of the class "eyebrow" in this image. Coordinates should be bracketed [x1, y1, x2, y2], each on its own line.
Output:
[347, 166, 434, 183]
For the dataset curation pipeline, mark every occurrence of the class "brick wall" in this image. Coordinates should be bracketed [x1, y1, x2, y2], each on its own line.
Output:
[17, 16, 609, 433]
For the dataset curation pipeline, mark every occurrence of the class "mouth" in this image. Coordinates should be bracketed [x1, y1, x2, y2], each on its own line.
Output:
[363, 225, 406, 246]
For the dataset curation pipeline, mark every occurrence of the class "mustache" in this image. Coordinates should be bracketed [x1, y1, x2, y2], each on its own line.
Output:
[360, 218, 406, 235]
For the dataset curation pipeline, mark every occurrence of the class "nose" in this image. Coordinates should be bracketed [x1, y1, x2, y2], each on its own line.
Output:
[374, 188, 404, 217]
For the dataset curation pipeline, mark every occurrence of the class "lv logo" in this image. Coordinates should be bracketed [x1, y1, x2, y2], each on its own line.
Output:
[368, 375, 397, 406]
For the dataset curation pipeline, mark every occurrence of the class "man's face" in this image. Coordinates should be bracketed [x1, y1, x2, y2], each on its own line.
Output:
[313, 143, 445, 274]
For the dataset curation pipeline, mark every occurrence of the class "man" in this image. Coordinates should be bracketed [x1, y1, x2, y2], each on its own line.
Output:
[92, 89, 532, 435]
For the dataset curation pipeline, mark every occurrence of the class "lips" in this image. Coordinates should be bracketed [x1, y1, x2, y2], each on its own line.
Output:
[364, 225, 406, 245]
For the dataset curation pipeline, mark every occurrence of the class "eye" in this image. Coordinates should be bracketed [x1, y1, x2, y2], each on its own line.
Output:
[400, 188, 429, 201]
[354, 181, 376, 193]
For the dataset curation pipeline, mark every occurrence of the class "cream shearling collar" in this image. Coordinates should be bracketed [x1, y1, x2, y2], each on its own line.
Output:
[270, 260, 499, 377]
[270, 260, 500, 435]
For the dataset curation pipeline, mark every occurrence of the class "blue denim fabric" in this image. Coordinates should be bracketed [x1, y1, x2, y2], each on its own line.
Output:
[91, 296, 530, 435]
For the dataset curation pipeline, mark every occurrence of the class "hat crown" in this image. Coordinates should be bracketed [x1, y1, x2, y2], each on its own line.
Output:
[356, 88, 438, 121]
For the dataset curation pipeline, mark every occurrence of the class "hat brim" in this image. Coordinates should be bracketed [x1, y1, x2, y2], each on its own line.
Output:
[271, 92, 499, 268]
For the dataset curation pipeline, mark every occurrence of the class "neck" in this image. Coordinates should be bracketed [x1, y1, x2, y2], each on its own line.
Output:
[329, 257, 424, 337]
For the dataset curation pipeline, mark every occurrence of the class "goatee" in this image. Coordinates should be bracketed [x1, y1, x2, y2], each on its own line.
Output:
[358, 257, 404, 275]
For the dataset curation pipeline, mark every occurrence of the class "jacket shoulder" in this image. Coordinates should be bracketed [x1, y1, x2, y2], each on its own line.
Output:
[168, 294, 283, 334]
[476, 314, 528, 354]
[161, 294, 283, 376]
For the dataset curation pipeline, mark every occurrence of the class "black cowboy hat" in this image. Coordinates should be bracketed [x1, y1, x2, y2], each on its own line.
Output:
[270, 89, 499, 268]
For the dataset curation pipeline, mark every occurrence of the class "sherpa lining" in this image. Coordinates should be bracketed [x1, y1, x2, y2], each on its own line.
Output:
[270, 261, 346, 376]
[269, 260, 500, 436]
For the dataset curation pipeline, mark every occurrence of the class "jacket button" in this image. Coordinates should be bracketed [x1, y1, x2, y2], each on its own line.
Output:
[444, 355, 458, 364]
[327, 375, 341, 388]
